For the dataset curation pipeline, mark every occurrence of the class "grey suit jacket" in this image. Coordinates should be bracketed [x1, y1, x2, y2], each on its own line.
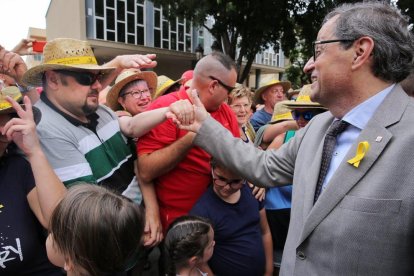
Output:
[195, 85, 414, 275]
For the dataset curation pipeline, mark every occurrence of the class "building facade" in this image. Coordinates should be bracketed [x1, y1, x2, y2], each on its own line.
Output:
[45, 0, 287, 87]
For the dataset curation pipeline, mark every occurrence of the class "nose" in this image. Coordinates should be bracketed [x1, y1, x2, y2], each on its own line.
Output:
[303, 57, 315, 74]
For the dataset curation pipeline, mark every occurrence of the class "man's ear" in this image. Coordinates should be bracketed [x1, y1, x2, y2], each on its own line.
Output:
[351, 36, 375, 70]
[45, 71, 60, 89]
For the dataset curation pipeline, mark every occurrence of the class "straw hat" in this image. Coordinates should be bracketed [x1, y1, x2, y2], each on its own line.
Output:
[269, 101, 294, 124]
[254, 79, 291, 105]
[153, 75, 181, 99]
[0, 86, 41, 124]
[23, 38, 116, 86]
[284, 84, 326, 109]
[106, 69, 157, 111]
[287, 88, 300, 99]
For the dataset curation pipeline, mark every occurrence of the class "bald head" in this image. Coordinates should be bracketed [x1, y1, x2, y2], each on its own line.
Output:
[191, 52, 237, 112]
[194, 52, 237, 78]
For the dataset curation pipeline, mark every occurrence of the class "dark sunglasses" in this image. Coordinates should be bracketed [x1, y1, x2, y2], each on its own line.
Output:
[292, 110, 319, 121]
[209, 76, 235, 94]
[55, 70, 104, 86]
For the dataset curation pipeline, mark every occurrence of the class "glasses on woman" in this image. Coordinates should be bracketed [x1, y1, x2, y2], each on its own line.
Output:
[212, 169, 245, 188]
[55, 70, 104, 86]
[121, 89, 151, 99]
[230, 103, 251, 111]
[292, 110, 320, 121]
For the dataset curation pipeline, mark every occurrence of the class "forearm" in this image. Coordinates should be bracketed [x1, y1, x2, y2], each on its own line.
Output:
[120, 107, 169, 137]
[138, 132, 195, 182]
[263, 121, 298, 143]
[28, 148, 66, 226]
[260, 210, 274, 276]
[138, 177, 159, 213]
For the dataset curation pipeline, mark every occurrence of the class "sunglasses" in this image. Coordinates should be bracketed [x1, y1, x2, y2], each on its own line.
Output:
[209, 76, 235, 94]
[292, 110, 319, 121]
[55, 70, 104, 86]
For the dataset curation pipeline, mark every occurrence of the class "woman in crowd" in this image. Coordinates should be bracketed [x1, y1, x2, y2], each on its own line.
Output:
[227, 84, 256, 143]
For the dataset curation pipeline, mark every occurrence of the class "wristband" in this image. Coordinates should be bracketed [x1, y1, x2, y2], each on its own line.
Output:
[15, 83, 35, 93]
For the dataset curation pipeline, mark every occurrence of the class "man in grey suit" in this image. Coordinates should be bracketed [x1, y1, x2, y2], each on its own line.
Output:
[173, 2, 414, 275]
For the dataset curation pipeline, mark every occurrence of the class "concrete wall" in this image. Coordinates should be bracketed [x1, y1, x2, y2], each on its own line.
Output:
[46, 0, 86, 40]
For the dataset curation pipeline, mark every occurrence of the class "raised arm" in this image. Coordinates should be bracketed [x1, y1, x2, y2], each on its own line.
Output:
[100, 54, 157, 88]
[3, 96, 66, 228]
[120, 99, 194, 138]
[0, 45, 39, 103]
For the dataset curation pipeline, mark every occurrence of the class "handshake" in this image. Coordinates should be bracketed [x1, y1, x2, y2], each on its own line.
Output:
[166, 90, 208, 133]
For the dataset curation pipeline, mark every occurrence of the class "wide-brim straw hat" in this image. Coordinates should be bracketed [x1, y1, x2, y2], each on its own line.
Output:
[23, 38, 116, 86]
[284, 84, 326, 109]
[254, 79, 291, 105]
[0, 86, 41, 124]
[106, 69, 157, 111]
[154, 75, 181, 99]
[269, 101, 294, 124]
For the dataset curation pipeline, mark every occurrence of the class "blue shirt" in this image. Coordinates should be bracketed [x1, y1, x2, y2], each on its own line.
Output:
[250, 109, 272, 132]
[190, 184, 265, 276]
[322, 84, 395, 190]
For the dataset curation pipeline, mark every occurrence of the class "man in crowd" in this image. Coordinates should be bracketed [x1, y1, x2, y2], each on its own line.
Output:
[137, 52, 240, 245]
[20, 38, 188, 197]
[174, 2, 414, 275]
[250, 79, 291, 131]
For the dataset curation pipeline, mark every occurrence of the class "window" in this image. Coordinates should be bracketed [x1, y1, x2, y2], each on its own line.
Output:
[93, 0, 145, 45]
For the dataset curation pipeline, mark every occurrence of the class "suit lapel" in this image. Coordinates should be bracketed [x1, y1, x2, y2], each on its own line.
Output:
[297, 85, 408, 245]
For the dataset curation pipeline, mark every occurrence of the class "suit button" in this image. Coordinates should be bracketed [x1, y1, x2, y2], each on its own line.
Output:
[297, 251, 306, 260]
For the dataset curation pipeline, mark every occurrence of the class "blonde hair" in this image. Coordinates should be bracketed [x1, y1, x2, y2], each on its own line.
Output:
[228, 85, 252, 105]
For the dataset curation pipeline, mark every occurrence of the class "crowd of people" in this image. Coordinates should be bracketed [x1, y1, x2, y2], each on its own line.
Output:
[0, 1, 413, 276]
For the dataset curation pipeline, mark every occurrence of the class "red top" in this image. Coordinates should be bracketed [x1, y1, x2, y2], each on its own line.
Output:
[137, 86, 240, 231]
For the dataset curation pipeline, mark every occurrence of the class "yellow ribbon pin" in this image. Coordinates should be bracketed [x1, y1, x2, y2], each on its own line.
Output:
[347, 141, 370, 168]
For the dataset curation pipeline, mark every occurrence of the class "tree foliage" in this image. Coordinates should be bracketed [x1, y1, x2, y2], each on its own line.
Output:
[151, 0, 413, 87]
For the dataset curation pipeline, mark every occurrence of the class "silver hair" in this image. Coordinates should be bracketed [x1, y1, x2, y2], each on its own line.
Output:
[324, 1, 414, 83]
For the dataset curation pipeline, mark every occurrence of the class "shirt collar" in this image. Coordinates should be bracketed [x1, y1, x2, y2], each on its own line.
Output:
[342, 84, 395, 129]
[40, 92, 100, 129]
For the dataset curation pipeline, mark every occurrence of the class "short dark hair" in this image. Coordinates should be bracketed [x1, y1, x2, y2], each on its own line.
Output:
[210, 51, 237, 71]
[49, 184, 145, 276]
[324, 2, 414, 83]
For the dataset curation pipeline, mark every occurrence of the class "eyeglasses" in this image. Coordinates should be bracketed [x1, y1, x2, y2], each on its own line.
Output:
[120, 89, 151, 99]
[55, 70, 104, 86]
[312, 39, 355, 61]
[292, 110, 320, 121]
[209, 76, 235, 94]
[230, 103, 251, 111]
[212, 170, 245, 188]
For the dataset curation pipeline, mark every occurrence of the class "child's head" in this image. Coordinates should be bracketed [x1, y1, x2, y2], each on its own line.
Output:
[46, 184, 145, 276]
[165, 215, 214, 274]
[211, 158, 246, 199]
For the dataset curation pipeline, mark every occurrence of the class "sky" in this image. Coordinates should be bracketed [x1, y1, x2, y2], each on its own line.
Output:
[1, 0, 51, 50]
